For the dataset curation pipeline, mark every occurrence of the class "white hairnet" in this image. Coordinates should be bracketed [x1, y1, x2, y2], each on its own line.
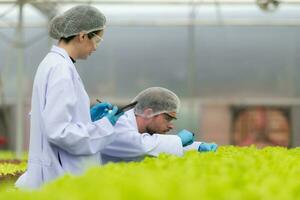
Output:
[49, 5, 106, 39]
[133, 87, 180, 117]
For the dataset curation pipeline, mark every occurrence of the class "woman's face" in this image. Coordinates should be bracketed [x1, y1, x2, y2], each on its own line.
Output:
[78, 30, 104, 59]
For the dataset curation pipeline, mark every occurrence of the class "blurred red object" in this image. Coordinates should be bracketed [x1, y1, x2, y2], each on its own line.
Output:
[0, 135, 7, 145]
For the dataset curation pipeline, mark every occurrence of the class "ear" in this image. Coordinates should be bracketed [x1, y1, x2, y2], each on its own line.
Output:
[78, 32, 86, 42]
[143, 108, 153, 118]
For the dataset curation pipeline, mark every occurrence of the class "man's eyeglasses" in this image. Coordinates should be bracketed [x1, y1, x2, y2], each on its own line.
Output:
[92, 33, 103, 48]
[162, 113, 177, 122]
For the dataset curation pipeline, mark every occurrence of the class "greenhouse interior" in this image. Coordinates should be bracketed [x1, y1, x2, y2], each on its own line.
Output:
[1, 0, 300, 199]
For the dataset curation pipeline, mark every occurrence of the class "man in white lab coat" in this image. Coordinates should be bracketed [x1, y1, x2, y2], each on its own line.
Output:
[100, 87, 218, 163]
[15, 6, 123, 189]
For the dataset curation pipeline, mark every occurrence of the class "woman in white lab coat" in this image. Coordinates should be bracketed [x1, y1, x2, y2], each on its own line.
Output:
[100, 87, 218, 163]
[16, 5, 122, 189]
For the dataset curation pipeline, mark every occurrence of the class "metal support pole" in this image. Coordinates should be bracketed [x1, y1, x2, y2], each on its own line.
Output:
[15, 1, 24, 158]
[186, 1, 199, 134]
[187, 0, 196, 97]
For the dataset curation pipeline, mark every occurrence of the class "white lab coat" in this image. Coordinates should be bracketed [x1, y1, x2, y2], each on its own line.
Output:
[101, 109, 202, 163]
[15, 46, 116, 189]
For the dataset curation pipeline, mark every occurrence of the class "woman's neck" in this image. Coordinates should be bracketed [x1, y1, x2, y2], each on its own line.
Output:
[58, 41, 78, 60]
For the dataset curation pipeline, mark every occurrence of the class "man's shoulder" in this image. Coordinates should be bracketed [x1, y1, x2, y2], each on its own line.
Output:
[115, 109, 139, 130]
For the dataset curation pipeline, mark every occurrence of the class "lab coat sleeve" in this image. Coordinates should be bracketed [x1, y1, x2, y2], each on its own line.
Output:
[42, 63, 115, 155]
[183, 141, 202, 152]
[148, 134, 184, 157]
[100, 114, 184, 158]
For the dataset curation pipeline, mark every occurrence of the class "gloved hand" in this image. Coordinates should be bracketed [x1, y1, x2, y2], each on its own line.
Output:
[90, 102, 112, 122]
[104, 106, 124, 126]
[198, 142, 218, 152]
[177, 129, 195, 147]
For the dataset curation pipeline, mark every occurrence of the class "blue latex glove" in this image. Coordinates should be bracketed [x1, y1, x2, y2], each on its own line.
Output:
[90, 102, 113, 122]
[177, 129, 195, 147]
[104, 106, 124, 126]
[198, 142, 218, 152]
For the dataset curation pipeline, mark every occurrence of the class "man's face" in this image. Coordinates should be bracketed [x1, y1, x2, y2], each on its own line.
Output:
[145, 112, 177, 134]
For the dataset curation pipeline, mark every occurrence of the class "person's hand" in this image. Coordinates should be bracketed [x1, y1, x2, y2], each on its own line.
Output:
[90, 102, 112, 122]
[177, 129, 195, 147]
[198, 142, 218, 152]
[104, 106, 124, 126]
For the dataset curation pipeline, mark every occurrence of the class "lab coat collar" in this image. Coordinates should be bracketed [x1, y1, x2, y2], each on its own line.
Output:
[50, 45, 75, 66]
[126, 109, 139, 130]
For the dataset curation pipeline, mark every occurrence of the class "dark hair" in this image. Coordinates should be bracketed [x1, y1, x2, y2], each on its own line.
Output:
[60, 35, 76, 43]
[60, 30, 102, 43]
